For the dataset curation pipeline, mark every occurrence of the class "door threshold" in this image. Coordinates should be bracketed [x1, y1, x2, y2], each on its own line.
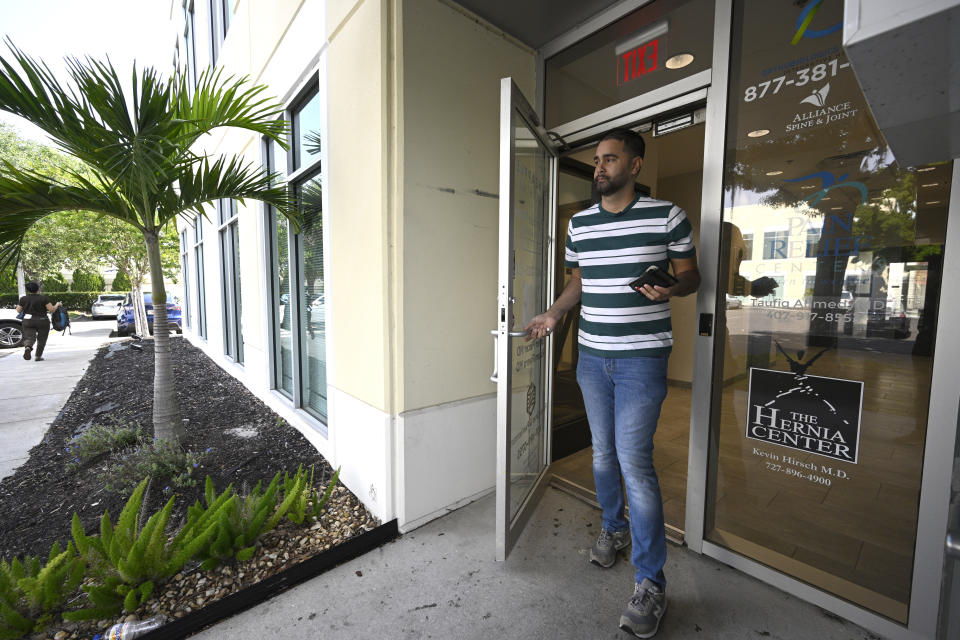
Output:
[550, 474, 685, 546]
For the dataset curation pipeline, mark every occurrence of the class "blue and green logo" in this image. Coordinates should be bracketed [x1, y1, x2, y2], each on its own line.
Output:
[791, 0, 842, 45]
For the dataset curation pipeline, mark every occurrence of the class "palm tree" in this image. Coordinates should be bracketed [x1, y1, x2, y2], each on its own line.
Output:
[0, 43, 299, 443]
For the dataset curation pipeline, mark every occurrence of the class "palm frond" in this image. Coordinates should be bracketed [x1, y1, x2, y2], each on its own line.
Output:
[175, 68, 289, 149]
[157, 156, 300, 230]
[0, 161, 137, 269]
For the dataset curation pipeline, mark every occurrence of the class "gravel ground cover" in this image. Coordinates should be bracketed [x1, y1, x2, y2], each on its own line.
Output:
[0, 336, 379, 639]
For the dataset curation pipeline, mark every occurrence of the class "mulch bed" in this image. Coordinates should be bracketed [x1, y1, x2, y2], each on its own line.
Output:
[0, 335, 379, 639]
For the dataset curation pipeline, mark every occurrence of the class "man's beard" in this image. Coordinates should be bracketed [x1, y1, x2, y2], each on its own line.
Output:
[594, 172, 630, 196]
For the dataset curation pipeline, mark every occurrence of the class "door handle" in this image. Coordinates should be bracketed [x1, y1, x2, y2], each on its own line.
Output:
[489, 329, 531, 382]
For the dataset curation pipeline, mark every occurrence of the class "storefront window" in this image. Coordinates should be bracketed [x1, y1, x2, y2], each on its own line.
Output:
[707, 0, 952, 623]
[266, 137, 294, 397]
[544, 0, 713, 128]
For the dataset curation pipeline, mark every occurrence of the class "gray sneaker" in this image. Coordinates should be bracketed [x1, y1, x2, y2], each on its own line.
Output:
[619, 578, 667, 638]
[589, 528, 630, 568]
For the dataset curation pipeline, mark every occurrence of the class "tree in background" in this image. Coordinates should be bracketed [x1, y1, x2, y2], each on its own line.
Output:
[0, 46, 298, 443]
[44, 271, 68, 291]
[70, 268, 104, 291]
[110, 269, 131, 291]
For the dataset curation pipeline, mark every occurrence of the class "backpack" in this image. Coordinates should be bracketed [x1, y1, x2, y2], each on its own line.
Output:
[51, 306, 71, 334]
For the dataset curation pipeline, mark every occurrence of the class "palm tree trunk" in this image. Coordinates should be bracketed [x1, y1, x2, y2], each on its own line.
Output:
[143, 229, 184, 443]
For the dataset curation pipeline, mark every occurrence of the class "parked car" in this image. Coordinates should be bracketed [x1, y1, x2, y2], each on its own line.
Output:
[725, 294, 742, 310]
[116, 292, 182, 336]
[0, 308, 24, 349]
[866, 307, 910, 340]
[91, 293, 126, 319]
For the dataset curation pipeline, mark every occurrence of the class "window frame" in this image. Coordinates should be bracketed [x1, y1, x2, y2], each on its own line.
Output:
[180, 226, 192, 330]
[262, 74, 328, 424]
[183, 0, 199, 90]
[192, 216, 207, 339]
[218, 199, 243, 364]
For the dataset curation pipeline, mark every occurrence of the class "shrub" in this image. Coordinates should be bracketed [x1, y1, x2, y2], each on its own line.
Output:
[70, 270, 104, 292]
[0, 292, 103, 311]
[65, 420, 143, 472]
[110, 270, 131, 291]
[194, 466, 338, 570]
[66, 479, 218, 619]
[284, 465, 341, 525]
[194, 469, 306, 569]
[0, 542, 85, 637]
[101, 439, 204, 496]
[43, 273, 68, 291]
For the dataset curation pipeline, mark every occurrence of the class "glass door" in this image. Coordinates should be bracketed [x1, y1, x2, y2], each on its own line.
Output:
[493, 78, 558, 561]
[702, 0, 954, 625]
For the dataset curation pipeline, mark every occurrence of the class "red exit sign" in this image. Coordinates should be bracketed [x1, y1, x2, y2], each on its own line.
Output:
[618, 38, 659, 86]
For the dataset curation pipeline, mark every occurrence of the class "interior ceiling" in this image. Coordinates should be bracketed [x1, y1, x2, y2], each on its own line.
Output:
[454, 0, 625, 49]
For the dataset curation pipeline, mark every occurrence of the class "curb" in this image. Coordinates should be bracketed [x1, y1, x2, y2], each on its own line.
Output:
[135, 520, 400, 639]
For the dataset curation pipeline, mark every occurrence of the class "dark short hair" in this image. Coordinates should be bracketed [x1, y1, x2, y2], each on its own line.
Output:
[600, 128, 646, 160]
[25, 281, 40, 293]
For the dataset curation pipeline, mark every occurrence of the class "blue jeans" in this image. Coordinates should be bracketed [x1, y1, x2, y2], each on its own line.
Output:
[576, 350, 668, 587]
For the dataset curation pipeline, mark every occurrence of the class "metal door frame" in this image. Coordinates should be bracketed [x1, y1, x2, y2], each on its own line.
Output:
[494, 77, 559, 561]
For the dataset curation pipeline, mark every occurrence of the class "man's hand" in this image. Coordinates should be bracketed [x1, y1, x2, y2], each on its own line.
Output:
[750, 276, 778, 298]
[638, 284, 674, 301]
[524, 311, 560, 341]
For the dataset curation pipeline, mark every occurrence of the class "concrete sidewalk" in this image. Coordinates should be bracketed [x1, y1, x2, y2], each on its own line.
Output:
[0, 318, 117, 480]
[192, 487, 874, 640]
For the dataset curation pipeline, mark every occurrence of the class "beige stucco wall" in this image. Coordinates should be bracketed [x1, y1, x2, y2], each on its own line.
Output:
[400, 0, 536, 412]
[324, 0, 394, 412]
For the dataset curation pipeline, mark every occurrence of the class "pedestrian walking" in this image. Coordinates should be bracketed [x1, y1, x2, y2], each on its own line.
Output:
[15, 281, 62, 361]
[525, 128, 700, 638]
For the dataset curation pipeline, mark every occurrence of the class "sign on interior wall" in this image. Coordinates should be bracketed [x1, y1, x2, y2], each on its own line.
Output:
[746, 364, 863, 464]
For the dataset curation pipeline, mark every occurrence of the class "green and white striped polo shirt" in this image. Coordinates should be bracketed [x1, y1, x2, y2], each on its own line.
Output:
[565, 194, 696, 358]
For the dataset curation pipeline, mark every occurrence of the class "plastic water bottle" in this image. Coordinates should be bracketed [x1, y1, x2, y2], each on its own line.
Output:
[93, 616, 165, 640]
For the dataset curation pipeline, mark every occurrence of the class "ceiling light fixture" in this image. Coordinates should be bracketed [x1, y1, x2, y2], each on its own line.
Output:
[801, 185, 815, 189]
[831, 206, 842, 210]
[921, 183, 938, 187]
[747, 129, 770, 138]
[820, 197, 831, 201]
[665, 53, 694, 69]
[917, 167, 936, 172]
[765, 170, 783, 176]
[926, 201, 941, 205]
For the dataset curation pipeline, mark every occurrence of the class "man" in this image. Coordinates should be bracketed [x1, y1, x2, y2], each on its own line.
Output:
[525, 128, 699, 638]
[15, 281, 62, 361]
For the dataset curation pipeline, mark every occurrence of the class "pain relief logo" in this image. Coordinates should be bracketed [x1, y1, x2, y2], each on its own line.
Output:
[616, 20, 666, 86]
[746, 348, 863, 464]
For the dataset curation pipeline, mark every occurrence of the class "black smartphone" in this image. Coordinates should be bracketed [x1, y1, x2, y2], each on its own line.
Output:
[629, 265, 679, 292]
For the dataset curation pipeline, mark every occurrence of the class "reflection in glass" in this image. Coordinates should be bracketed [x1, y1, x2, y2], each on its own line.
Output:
[707, 0, 952, 622]
[508, 110, 550, 522]
[275, 217, 294, 397]
[231, 222, 243, 363]
[294, 90, 323, 171]
[298, 174, 326, 419]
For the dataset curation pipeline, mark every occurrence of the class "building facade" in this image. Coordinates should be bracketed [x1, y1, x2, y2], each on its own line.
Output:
[170, 1, 960, 638]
